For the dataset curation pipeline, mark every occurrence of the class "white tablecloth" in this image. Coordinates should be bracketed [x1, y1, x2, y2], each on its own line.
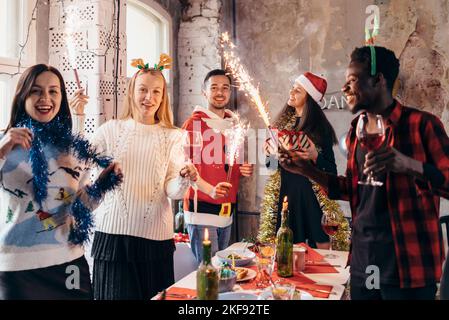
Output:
[168, 242, 350, 300]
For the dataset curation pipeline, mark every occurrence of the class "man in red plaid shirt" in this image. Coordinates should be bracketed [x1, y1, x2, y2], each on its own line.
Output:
[280, 46, 449, 300]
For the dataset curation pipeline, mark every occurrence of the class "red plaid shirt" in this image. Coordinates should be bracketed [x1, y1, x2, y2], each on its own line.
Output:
[325, 101, 449, 288]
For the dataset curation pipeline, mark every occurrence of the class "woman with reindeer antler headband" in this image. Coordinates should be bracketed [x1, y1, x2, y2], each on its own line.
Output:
[69, 54, 231, 300]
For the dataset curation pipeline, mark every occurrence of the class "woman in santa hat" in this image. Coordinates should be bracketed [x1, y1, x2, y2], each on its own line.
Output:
[262, 72, 339, 249]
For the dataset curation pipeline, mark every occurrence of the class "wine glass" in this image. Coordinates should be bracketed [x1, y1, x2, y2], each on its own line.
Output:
[355, 114, 385, 186]
[181, 130, 203, 165]
[255, 243, 276, 288]
[181, 130, 203, 214]
[321, 211, 339, 259]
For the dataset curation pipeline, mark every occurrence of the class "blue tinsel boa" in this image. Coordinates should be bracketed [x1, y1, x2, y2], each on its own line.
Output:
[16, 115, 121, 245]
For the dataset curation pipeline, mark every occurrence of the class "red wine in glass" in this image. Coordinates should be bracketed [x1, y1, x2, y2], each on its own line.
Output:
[359, 133, 385, 152]
[321, 213, 338, 259]
[322, 223, 339, 236]
[356, 114, 385, 186]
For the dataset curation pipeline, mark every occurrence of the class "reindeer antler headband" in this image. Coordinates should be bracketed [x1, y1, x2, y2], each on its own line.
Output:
[130, 53, 172, 72]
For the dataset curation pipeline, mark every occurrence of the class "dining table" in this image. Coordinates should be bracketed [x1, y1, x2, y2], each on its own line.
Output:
[156, 241, 350, 301]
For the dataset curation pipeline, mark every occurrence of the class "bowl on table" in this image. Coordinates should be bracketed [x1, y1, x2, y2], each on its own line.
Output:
[216, 249, 256, 267]
[218, 274, 237, 293]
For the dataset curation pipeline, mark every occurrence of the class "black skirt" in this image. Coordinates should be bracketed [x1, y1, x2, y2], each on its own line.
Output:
[276, 168, 329, 246]
[0, 256, 92, 300]
[91, 231, 175, 300]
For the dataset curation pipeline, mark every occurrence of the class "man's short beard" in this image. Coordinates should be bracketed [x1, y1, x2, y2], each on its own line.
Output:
[210, 103, 227, 109]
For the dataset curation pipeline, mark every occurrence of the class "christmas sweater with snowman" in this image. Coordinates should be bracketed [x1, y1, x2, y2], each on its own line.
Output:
[0, 142, 98, 272]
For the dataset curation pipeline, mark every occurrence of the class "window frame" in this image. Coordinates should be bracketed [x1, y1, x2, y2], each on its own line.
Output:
[126, 0, 173, 88]
[0, 0, 37, 129]
[0, 0, 37, 70]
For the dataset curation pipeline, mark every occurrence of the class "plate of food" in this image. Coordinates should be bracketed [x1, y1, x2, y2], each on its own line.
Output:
[234, 267, 257, 282]
[257, 288, 314, 300]
[216, 249, 256, 267]
[219, 292, 259, 300]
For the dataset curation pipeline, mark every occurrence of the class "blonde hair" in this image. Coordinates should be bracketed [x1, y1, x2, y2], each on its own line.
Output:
[120, 69, 175, 128]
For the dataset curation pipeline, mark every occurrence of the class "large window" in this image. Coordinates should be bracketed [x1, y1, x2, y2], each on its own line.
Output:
[126, 0, 171, 81]
[0, 0, 36, 129]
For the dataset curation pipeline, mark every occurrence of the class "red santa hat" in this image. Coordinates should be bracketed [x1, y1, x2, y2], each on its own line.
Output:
[294, 72, 327, 104]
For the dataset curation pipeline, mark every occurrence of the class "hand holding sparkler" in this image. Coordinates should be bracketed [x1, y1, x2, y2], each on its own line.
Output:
[209, 182, 232, 199]
[69, 88, 89, 115]
[180, 164, 199, 182]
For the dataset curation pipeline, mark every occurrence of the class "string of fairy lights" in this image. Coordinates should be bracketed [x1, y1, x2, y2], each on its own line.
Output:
[0, 0, 39, 77]
[0, 0, 122, 118]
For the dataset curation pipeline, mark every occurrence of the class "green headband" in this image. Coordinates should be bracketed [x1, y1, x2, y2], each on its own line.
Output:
[365, 15, 379, 76]
[369, 46, 377, 76]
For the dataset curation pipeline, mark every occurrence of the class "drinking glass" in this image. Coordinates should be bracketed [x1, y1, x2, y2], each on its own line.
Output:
[321, 211, 339, 259]
[271, 281, 295, 300]
[254, 243, 276, 288]
[182, 130, 203, 165]
[356, 114, 385, 186]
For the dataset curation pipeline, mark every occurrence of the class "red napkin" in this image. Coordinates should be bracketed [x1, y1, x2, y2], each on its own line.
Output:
[239, 265, 332, 298]
[164, 287, 196, 300]
[297, 243, 339, 274]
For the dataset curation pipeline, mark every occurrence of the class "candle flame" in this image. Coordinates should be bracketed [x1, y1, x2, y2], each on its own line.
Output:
[282, 196, 288, 211]
[204, 228, 209, 241]
[220, 32, 271, 128]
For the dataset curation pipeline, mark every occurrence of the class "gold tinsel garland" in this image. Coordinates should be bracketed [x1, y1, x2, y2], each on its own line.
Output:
[257, 109, 351, 251]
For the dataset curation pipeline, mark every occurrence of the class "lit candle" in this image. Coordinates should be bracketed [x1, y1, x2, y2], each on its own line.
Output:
[197, 227, 219, 299]
[282, 196, 288, 211]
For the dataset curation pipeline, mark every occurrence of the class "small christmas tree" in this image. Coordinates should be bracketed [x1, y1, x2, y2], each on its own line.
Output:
[6, 208, 13, 223]
[25, 201, 34, 213]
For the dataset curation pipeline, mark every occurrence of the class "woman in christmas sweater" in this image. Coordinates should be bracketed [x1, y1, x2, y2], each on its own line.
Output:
[0, 64, 122, 299]
[70, 56, 231, 299]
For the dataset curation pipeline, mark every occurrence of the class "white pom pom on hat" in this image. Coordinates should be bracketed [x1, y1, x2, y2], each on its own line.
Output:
[294, 72, 327, 104]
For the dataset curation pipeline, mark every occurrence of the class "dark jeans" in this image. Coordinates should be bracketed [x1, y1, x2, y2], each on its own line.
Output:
[186, 224, 232, 264]
[351, 283, 437, 300]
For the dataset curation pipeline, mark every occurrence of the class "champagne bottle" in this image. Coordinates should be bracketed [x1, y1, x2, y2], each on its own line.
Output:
[196, 229, 218, 299]
[174, 201, 185, 233]
[276, 197, 293, 277]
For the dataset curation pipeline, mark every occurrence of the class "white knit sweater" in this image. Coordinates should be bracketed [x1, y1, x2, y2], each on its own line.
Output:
[81, 118, 189, 241]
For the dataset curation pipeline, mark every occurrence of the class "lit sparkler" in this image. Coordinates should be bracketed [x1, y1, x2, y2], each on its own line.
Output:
[64, 6, 81, 89]
[220, 32, 277, 143]
[224, 116, 248, 183]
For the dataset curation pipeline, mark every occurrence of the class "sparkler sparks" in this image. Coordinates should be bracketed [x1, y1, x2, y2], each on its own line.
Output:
[224, 116, 249, 183]
[220, 32, 278, 144]
[64, 6, 81, 89]
[220, 32, 271, 128]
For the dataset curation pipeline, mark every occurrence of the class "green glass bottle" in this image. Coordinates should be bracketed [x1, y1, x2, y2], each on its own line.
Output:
[276, 197, 293, 277]
[196, 231, 219, 300]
